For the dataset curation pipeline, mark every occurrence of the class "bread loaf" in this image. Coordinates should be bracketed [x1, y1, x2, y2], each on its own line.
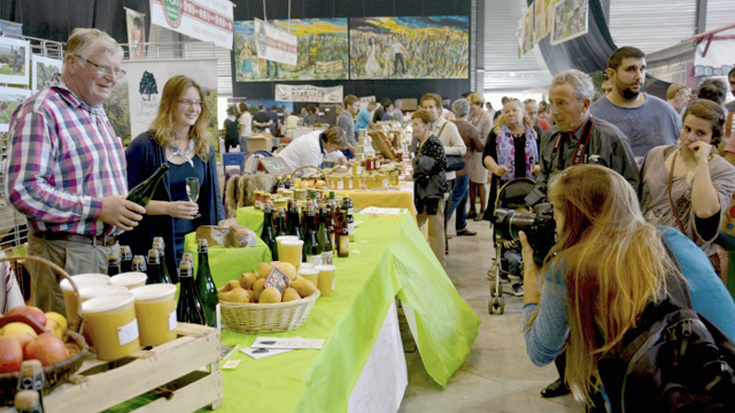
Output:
[196, 225, 230, 247]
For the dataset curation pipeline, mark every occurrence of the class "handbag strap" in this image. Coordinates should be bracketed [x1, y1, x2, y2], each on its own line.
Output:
[667, 150, 689, 235]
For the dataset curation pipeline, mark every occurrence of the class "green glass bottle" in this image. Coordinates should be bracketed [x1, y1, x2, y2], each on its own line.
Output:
[261, 201, 278, 261]
[176, 260, 205, 325]
[153, 237, 175, 283]
[342, 192, 355, 242]
[317, 204, 333, 265]
[275, 207, 287, 237]
[107, 252, 120, 276]
[127, 163, 170, 207]
[303, 191, 322, 265]
[145, 249, 170, 284]
[196, 239, 219, 328]
[119, 245, 133, 273]
[286, 199, 302, 239]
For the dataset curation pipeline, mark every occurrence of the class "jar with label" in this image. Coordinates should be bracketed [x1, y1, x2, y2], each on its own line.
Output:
[254, 191, 262, 210]
[390, 170, 400, 187]
[380, 173, 390, 189]
[131, 284, 178, 347]
[82, 292, 140, 361]
[335, 175, 344, 191]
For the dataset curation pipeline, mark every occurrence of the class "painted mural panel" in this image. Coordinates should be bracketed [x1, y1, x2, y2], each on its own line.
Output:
[234, 19, 348, 82]
[349, 16, 469, 80]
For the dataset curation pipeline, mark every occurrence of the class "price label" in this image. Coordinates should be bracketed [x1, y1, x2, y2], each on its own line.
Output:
[264, 267, 290, 294]
[118, 319, 139, 345]
[169, 311, 177, 331]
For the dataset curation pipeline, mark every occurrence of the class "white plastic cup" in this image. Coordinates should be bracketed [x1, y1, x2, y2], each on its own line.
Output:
[82, 293, 139, 360]
[61, 273, 110, 325]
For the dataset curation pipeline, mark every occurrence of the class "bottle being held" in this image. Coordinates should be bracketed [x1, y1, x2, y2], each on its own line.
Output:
[127, 163, 170, 207]
[153, 237, 175, 284]
[342, 192, 355, 242]
[107, 252, 121, 276]
[196, 239, 219, 328]
[119, 245, 133, 273]
[176, 260, 205, 325]
[261, 201, 278, 261]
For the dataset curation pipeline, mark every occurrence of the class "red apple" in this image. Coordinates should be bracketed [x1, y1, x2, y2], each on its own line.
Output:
[0, 336, 23, 373]
[7, 306, 47, 328]
[23, 332, 69, 366]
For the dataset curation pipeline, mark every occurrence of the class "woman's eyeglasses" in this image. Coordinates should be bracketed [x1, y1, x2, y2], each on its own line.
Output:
[179, 99, 204, 108]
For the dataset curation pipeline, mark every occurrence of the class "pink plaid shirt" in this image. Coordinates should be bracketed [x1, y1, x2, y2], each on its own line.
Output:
[5, 79, 128, 236]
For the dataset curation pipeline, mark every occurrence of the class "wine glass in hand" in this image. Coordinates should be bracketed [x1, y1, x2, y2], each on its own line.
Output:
[186, 177, 201, 219]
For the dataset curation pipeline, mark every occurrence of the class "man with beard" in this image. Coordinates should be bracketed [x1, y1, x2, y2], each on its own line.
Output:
[590, 46, 680, 163]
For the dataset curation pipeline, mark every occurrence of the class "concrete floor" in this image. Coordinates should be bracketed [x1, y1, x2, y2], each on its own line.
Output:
[397, 213, 583, 413]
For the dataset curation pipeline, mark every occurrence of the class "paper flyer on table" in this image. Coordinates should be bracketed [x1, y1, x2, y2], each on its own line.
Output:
[360, 207, 407, 215]
[241, 347, 294, 359]
[252, 337, 325, 350]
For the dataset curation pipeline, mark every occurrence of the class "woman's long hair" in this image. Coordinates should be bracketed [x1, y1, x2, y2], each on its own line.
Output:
[150, 75, 212, 161]
[544, 165, 676, 402]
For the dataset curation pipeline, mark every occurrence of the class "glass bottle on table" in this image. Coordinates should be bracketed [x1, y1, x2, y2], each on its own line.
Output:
[107, 252, 120, 276]
[176, 260, 205, 325]
[196, 239, 219, 328]
[127, 163, 170, 207]
[275, 206, 288, 237]
[342, 192, 355, 242]
[317, 204, 334, 265]
[182, 252, 194, 265]
[119, 245, 133, 273]
[146, 248, 171, 284]
[261, 201, 278, 261]
[131, 255, 147, 273]
[286, 199, 302, 239]
[303, 191, 322, 265]
[275, 175, 285, 193]
[285, 174, 293, 190]
[152, 237, 175, 284]
[335, 210, 350, 258]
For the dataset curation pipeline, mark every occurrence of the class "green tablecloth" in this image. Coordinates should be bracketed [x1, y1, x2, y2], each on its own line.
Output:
[183, 232, 272, 277]
[202, 212, 479, 413]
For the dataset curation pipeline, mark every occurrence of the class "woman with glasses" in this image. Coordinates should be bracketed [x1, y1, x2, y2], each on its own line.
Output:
[120, 75, 225, 280]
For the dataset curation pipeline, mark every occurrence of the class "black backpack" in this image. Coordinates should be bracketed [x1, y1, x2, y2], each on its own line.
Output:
[598, 275, 735, 413]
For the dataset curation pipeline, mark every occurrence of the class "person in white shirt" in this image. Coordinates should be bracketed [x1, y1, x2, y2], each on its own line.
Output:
[237, 102, 252, 153]
[277, 127, 348, 173]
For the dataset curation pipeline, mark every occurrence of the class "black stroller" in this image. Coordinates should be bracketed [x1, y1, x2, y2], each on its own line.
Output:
[488, 178, 535, 315]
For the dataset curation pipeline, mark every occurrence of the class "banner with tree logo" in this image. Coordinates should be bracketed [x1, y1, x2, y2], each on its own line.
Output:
[103, 58, 218, 144]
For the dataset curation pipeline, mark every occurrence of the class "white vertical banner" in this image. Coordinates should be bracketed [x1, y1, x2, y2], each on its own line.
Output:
[121, 58, 218, 139]
[150, 0, 234, 50]
[125, 7, 147, 59]
[253, 18, 298, 66]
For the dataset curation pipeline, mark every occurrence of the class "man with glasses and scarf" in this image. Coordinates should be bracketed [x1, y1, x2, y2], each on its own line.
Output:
[5, 28, 144, 314]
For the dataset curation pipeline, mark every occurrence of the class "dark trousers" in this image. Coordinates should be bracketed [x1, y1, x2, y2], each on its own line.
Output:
[446, 174, 469, 231]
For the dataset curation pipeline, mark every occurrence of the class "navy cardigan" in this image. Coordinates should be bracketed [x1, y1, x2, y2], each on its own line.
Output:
[119, 131, 225, 278]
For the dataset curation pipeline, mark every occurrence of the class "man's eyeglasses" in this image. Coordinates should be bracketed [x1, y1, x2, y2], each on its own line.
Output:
[77, 55, 126, 79]
[179, 99, 204, 108]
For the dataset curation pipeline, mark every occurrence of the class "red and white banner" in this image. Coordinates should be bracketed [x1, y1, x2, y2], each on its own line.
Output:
[254, 18, 298, 66]
[150, 0, 234, 50]
[275, 84, 343, 103]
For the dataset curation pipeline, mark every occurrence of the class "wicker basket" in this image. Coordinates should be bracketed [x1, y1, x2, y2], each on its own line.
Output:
[0, 255, 89, 406]
[220, 289, 320, 333]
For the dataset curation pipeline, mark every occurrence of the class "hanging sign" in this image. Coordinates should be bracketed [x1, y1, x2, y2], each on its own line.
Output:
[275, 84, 343, 103]
[253, 18, 298, 66]
[150, 0, 234, 50]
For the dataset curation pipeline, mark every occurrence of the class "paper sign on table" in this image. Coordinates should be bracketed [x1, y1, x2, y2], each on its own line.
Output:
[360, 207, 407, 215]
[252, 337, 325, 350]
[240, 347, 294, 359]
[264, 267, 290, 294]
[221, 359, 241, 369]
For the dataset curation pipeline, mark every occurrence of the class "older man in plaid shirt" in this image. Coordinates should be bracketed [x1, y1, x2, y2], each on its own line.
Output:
[5, 28, 145, 314]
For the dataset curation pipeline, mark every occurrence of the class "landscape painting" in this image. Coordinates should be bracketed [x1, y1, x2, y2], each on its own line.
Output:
[32, 55, 63, 92]
[0, 37, 30, 86]
[234, 18, 348, 82]
[349, 16, 469, 80]
[0, 87, 31, 132]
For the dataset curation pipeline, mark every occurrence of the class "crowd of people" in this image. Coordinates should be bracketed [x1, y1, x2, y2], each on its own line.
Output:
[2, 25, 734, 412]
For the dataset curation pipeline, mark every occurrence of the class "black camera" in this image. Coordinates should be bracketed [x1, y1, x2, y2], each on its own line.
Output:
[493, 203, 556, 264]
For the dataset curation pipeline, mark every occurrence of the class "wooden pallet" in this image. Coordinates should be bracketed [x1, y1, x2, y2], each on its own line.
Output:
[2, 323, 222, 413]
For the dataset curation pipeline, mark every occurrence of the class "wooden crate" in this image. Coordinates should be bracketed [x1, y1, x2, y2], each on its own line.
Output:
[1, 323, 222, 413]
